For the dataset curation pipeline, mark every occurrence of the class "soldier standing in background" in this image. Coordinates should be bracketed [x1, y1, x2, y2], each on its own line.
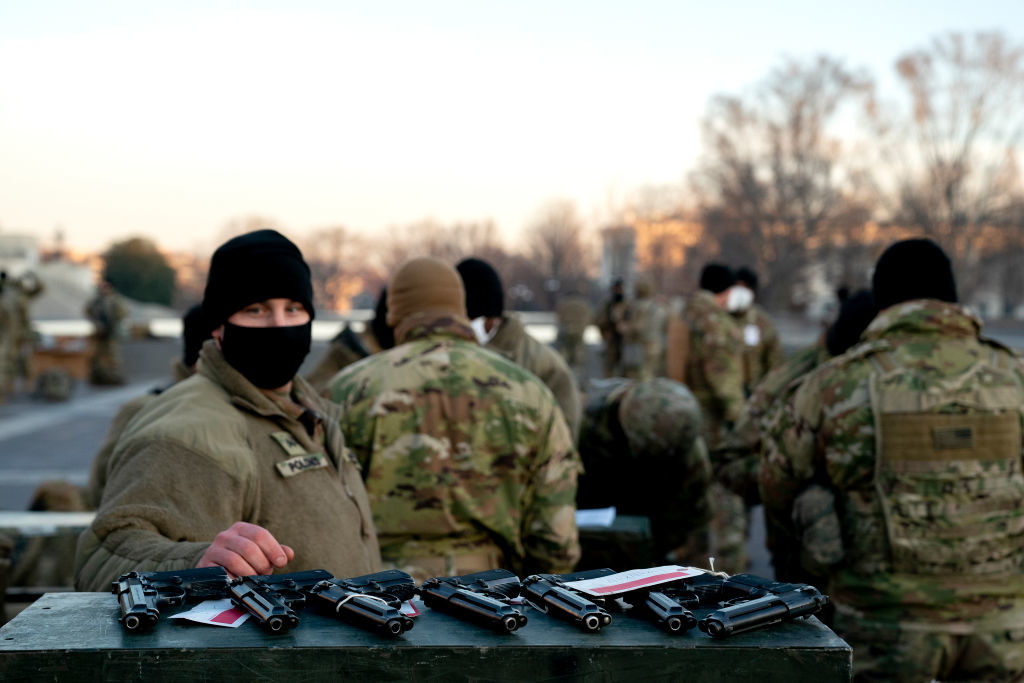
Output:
[327, 257, 581, 582]
[596, 278, 627, 377]
[555, 291, 592, 380]
[0, 272, 14, 401]
[85, 282, 127, 386]
[730, 267, 784, 396]
[673, 263, 749, 572]
[456, 257, 581, 439]
[12, 272, 44, 389]
[619, 278, 664, 381]
[762, 239, 1024, 681]
[577, 377, 712, 565]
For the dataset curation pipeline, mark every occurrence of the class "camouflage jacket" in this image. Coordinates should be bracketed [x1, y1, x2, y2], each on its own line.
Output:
[578, 378, 711, 559]
[683, 291, 745, 448]
[487, 314, 582, 440]
[326, 315, 581, 576]
[762, 300, 1024, 626]
[717, 342, 829, 505]
[735, 304, 785, 394]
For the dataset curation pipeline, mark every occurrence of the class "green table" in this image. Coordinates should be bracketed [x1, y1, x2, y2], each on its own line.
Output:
[0, 592, 851, 682]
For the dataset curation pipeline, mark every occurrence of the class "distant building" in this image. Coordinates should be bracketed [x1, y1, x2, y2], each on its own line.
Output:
[600, 225, 636, 292]
[0, 233, 39, 276]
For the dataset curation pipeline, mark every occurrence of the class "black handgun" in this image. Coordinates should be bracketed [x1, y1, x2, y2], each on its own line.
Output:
[309, 569, 416, 636]
[111, 566, 230, 632]
[697, 574, 828, 638]
[625, 588, 698, 634]
[520, 571, 613, 632]
[419, 569, 528, 633]
[227, 569, 334, 633]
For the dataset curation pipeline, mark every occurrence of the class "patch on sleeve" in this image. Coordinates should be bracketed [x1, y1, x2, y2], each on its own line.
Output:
[275, 453, 329, 477]
[271, 431, 307, 456]
[932, 426, 974, 450]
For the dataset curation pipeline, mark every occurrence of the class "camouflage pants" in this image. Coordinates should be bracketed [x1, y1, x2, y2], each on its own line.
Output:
[833, 609, 1024, 682]
[708, 482, 748, 573]
[89, 338, 125, 385]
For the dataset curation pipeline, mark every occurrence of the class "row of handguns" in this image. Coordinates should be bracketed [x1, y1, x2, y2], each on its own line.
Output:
[112, 565, 828, 639]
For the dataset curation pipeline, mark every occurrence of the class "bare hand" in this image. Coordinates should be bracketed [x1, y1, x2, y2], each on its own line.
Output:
[196, 522, 295, 577]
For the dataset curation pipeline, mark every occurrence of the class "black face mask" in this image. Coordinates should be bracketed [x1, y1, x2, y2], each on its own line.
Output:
[221, 321, 312, 389]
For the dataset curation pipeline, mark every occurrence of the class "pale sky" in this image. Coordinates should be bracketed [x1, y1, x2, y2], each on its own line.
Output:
[1, 1, 1020, 253]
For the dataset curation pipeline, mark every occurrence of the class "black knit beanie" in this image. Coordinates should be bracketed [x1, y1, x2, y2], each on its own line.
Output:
[735, 266, 759, 292]
[700, 263, 735, 294]
[872, 238, 957, 312]
[181, 304, 212, 367]
[456, 257, 504, 319]
[826, 289, 876, 357]
[202, 230, 315, 327]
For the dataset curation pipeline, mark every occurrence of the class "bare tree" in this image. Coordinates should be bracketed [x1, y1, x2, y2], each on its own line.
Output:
[872, 32, 1024, 299]
[692, 55, 875, 308]
[525, 199, 594, 309]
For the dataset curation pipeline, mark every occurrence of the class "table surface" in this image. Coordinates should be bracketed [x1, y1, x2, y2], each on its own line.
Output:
[0, 592, 852, 682]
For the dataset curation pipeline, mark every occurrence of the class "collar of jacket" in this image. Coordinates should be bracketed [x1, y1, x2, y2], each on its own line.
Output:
[487, 314, 525, 353]
[394, 310, 476, 345]
[863, 299, 981, 342]
[195, 339, 330, 423]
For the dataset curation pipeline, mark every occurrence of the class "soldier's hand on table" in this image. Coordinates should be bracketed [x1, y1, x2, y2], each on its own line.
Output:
[197, 522, 295, 577]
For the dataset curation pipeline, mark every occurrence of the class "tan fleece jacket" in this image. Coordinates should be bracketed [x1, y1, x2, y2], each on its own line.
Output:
[75, 341, 380, 591]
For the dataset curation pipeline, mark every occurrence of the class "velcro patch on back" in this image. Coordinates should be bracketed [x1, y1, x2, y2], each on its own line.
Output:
[276, 453, 328, 478]
[932, 426, 974, 450]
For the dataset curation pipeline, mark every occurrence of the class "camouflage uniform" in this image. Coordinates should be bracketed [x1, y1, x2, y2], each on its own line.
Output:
[85, 287, 127, 385]
[620, 281, 666, 381]
[326, 315, 580, 582]
[735, 303, 785, 395]
[0, 280, 15, 401]
[682, 290, 748, 572]
[596, 294, 627, 377]
[13, 274, 43, 385]
[578, 377, 712, 563]
[762, 300, 1024, 682]
[555, 295, 592, 376]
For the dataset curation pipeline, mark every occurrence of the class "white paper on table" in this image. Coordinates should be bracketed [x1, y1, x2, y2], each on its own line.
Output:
[575, 506, 616, 527]
[400, 600, 420, 617]
[168, 598, 251, 627]
[563, 565, 707, 596]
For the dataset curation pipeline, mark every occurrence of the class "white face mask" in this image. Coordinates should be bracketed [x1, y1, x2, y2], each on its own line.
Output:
[470, 317, 496, 345]
[726, 285, 755, 313]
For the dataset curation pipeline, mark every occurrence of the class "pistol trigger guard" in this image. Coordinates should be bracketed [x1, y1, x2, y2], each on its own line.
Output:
[159, 585, 187, 605]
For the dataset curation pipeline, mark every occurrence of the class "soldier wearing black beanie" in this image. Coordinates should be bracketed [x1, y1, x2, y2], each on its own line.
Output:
[456, 257, 504, 319]
[203, 229, 316, 391]
[203, 229, 315, 328]
[700, 263, 735, 294]
[872, 238, 957, 312]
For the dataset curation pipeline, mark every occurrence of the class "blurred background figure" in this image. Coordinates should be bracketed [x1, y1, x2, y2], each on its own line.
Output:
[84, 282, 127, 386]
[730, 267, 784, 396]
[619, 277, 666, 381]
[596, 278, 627, 378]
[457, 257, 581, 439]
[675, 263, 749, 572]
[555, 291, 592, 382]
[577, 377, 711, 567]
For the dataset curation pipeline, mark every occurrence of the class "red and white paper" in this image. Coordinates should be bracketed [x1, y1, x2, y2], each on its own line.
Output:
[169, 599, 251, 627]
[563, 566, 706, 597]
